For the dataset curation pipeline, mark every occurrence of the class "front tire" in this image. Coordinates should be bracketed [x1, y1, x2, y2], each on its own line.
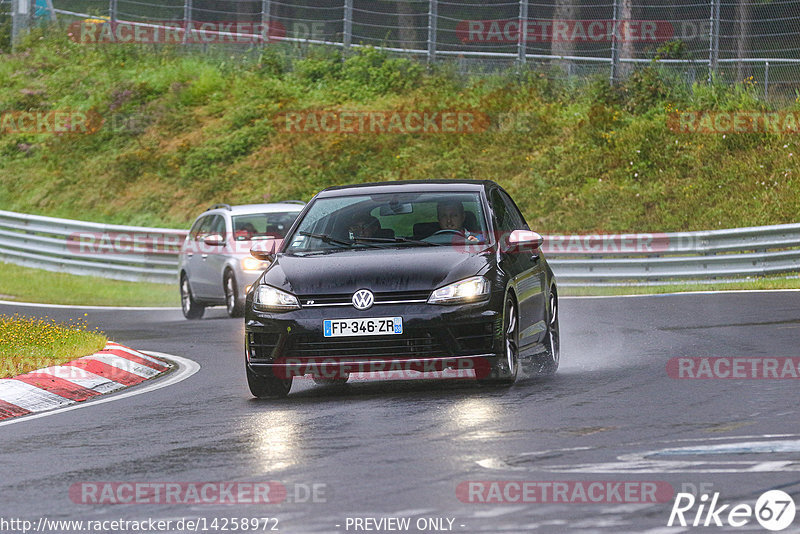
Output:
[478, 295, 519, 386]
[180, 275, 205, 320]
[247, 366, 293, 399]
[224, 271, 244, 318]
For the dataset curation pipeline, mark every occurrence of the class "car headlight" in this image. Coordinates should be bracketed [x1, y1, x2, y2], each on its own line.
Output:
[242, 257, 271, 271]
[428, 276, 490, 305]
[253, 285, 300, 312]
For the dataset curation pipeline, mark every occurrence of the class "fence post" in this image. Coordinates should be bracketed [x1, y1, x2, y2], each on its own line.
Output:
[108, 0, 117, 24]
[427, 0, 437, 63]
[183, 0, 192, 44]
[517, 0, 528, 66]
[764, 61, 769, 99]
[343, 0, 352, 51]
[707, 0, 720, 81]
[609, 0, 619, 84]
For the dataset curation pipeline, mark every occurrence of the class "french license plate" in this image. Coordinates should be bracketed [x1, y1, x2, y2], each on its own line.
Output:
[323, 317, 403, 337]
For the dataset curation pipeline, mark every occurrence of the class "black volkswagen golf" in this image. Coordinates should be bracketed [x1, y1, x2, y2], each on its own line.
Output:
[244, 180, 559, 398]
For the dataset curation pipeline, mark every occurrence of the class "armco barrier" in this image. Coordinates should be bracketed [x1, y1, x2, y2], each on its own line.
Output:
[0, 210, 798, 286]
[0, 210, 187, 284]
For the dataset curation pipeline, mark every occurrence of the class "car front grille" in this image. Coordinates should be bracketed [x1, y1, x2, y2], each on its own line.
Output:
[297, 290, 430, 307]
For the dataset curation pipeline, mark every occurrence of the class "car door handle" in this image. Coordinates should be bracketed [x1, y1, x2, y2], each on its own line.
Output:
[201, 254, 208, 260]
[186, 253, 193, 258]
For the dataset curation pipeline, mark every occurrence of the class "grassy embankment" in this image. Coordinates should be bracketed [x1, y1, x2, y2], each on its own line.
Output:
[0, 27, 799, 300]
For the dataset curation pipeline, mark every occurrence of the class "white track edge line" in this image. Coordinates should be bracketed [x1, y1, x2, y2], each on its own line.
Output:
[0, 352, 199, 427]
[0, 300, 180, 310]
[561, 288, 800, 299]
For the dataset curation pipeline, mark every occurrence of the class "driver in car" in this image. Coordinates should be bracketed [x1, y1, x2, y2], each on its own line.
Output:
[437, 200, 479, 242]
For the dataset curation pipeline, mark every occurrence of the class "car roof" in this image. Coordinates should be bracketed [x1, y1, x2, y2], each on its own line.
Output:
[202, 203, 304, 216]
[317, 180, 496, 198]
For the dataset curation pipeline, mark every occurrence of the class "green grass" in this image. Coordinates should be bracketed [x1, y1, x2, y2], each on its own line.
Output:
[560, 276, 800, 296]
[0, 313, 107, 378]
[1, 29, 799, 234]
[0, 261, 179, 306]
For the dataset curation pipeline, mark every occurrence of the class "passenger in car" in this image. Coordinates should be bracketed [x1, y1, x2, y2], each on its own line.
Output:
[348, 213, 381, 239]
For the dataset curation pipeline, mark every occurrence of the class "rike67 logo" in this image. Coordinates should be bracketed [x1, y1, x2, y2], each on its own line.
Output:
[668, 490, 796, 531]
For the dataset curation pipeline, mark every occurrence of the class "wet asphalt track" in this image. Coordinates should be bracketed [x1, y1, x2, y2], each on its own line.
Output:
[1, 292, 800, 533]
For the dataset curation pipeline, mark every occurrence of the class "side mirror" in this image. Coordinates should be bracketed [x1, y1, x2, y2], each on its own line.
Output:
[203, 234, 226, 247]
[503, 230, 544, 254]
[250, 239, 279, 262]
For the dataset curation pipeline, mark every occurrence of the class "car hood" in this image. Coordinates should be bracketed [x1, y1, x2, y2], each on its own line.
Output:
[261, 246, 492, 295]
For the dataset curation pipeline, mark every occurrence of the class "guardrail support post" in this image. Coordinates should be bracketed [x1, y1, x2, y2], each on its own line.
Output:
[427, 0, 437, 63]
[343, 0, 352, 51]
[517, 0, 528, 66]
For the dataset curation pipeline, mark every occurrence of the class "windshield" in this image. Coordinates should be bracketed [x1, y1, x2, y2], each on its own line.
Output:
[231, 212, 300, 241]
[284, 191, 488, 253]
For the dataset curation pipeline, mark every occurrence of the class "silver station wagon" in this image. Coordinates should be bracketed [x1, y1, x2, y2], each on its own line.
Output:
[178, 203, 304, 319]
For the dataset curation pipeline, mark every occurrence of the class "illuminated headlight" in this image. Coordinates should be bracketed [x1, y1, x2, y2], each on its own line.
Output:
[253, 285, 300, 312]
[428, 276, 490, 305]
[242, 257, 271, 271]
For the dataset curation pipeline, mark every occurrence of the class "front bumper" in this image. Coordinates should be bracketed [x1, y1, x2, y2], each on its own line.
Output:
[244, 294, 504, 378]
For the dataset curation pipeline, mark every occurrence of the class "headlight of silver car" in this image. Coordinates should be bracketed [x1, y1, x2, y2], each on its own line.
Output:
[241, 257, 271, 272]
[253, 285, 300, 312]
[428, 276, 490, 305]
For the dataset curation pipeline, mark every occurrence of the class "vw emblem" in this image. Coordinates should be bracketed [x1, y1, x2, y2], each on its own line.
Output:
[352, 289, 374, 310]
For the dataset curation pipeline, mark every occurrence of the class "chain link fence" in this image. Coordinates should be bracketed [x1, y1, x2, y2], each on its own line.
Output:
[8, 0, 800, 98]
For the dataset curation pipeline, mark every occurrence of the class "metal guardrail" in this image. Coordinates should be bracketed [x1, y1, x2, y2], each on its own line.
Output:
[0, 210, 187, 284]
[544, 223, 800, 284]
[0, 209, 798, 286]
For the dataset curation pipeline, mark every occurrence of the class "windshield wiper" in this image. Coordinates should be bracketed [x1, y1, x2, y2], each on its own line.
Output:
[353, 236, 440, 247]
[299, 231, 382, 249]
[298, 231, 352, 248]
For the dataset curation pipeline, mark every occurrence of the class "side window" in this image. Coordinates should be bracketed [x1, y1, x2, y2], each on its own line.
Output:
[191, 216, 213, 241]
[499, 190, 528, 230]
[209, 215, 227, 239]
[491, 190, 512, 232]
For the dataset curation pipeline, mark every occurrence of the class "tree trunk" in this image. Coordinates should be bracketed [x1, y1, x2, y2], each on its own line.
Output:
[736, 0, 751, 81]
[396, 0, 418, 50]
[551, 0, 577, 73]
[618, 0, 633, 78]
